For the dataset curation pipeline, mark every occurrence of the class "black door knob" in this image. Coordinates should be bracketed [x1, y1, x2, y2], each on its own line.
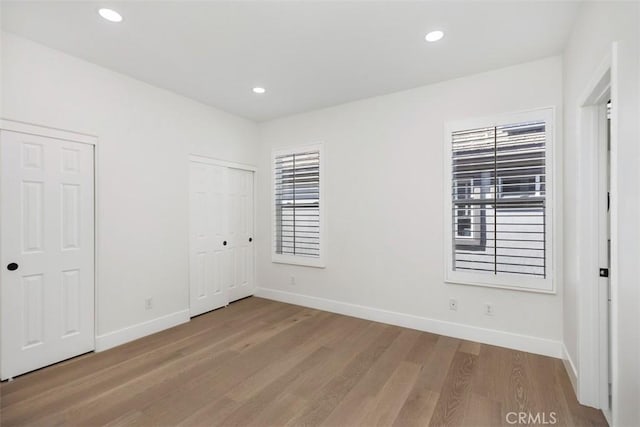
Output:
[223, 241, 227, 246]
[7, 263, 18, 271]
[249, 237, 253, 242]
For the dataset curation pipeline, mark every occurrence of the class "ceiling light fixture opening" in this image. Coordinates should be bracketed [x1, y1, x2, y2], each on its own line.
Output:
[99, 8, 123, 23]
[425, 30, 444, 42]
[252, 87, 266, 94]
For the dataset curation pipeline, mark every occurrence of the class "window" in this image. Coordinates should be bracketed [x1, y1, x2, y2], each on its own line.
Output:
[272, 144, 324, 267]
[445, 109, 553, 292]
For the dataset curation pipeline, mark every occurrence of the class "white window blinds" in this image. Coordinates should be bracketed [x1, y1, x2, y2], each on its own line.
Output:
[451, 120, 547, 279]
[274, 148, 321, 259]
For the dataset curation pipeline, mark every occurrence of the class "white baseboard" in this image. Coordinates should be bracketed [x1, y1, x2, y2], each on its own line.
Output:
[95, 309, 190, 352]
[562, 344, 579, 395]
[255, 287, 563, 358]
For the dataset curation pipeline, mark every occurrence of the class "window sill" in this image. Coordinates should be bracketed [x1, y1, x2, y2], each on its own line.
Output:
[272, 254, 325, 268]
[445, 271, 554, 294]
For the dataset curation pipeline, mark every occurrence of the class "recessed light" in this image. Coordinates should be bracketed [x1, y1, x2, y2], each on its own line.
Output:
[99, 8, 123, 23]
[425, 30, 444, 42]
[252, 87, 266, 94]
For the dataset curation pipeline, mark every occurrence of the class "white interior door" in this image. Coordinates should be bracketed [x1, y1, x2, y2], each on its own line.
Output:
[189, 161, 230, 316]
[1, 130, 95, 380]
[227, 168, 254, 302]
[189, 160, 254, 316]
[598, 100, 612, 416]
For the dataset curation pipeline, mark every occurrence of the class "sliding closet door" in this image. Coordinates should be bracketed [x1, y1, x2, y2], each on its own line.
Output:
[1, 130, 95, 380]
[189, 160, 254, 316]
[188, 161, 230, 316]
[227, 168, 254, 302]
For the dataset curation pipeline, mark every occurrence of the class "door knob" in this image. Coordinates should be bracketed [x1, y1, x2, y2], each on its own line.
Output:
[223, 241, 227, 246]
[7, 263, 18, 271]
[249, 237, 253, 242]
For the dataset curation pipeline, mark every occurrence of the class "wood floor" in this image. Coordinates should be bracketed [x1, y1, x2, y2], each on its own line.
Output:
[1, 297, 606, 427]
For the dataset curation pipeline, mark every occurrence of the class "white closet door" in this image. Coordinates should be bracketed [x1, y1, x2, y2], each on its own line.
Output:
[189, 161, 230, 316]
[227, 168, 254, 302]
[1, 130, 95, 380]
[188, 160, 254, 315]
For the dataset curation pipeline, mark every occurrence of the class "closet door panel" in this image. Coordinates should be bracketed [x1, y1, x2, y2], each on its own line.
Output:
[227, 168, 254, 302]
[188, 161, 228, 316]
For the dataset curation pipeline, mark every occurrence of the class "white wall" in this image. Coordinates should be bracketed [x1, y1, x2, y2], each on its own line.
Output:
[256, 56, 564, 356]
[563, 2, 639, 423]
[1, 33, 259, 340]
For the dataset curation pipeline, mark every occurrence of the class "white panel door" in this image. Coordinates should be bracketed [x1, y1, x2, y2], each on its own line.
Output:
[227, 168, 254, 302]
[1, 130, 95, 380]
[188, 161, 230, 316]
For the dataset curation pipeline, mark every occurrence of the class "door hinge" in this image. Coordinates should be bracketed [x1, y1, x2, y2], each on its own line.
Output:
[599, 268, 609, 278]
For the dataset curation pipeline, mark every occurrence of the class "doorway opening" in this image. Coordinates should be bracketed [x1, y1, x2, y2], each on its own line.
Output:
[576, 57, 615, 423]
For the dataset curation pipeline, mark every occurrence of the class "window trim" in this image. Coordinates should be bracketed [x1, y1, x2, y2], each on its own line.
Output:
[271, 143, 325, 268]
[443, 108, 555, 293]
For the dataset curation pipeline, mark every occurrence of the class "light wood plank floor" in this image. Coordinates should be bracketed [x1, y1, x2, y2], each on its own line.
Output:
[1, 297, 606, 426]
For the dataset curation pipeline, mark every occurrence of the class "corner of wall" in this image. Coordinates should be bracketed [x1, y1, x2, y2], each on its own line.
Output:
[562, 343, 579, 395]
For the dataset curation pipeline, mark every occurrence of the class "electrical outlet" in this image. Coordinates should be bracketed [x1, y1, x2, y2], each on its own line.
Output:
[289, 275, 296, 286]
[145, 298, 153, 310]
[485, 303, 493, 316]
[449, 298, 458, 311]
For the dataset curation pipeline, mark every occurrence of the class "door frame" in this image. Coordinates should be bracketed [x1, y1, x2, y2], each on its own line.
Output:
[574, 51, 615, 422]
[187, 154, 257, 312]
[0, 118, 99, 379]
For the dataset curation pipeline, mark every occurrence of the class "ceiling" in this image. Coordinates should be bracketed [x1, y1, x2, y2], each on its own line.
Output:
[1, 1, 581, 121]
